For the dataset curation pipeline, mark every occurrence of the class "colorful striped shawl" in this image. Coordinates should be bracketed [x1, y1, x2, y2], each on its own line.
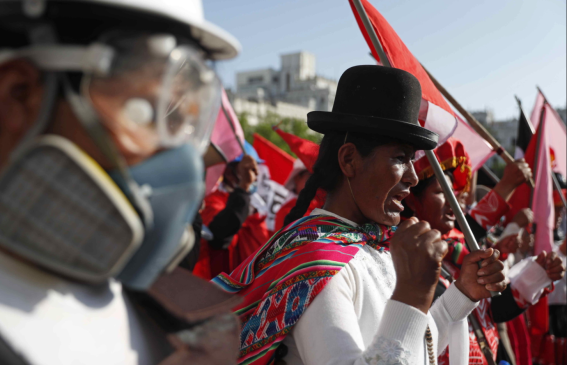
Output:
[212, 215, 394, 365]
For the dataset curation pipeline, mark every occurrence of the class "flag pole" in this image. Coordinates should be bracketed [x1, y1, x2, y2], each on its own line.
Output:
[530, 105, 546, 210]
[516, 96, 566, 209]
[351, 0, 499, 296]
[514, 95, 535, 134]
[536, 86, 565, 122]
[481, 165, 500, 185]
[423, 68, 535, 188]
[526, 94, 567, 209]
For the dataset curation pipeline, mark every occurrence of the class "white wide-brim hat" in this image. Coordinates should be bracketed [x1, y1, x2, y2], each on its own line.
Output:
[13, 0, 241, 60]
[94, 0, 240, 60]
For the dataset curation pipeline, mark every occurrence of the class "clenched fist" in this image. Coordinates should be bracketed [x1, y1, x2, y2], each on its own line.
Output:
[455, 248, 506, 301]
[535, 251, 566, 282]
[236, 155, 258, 192]
[390, 217, 448, 313]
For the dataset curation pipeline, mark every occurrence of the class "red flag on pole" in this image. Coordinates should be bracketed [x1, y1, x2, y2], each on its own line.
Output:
[205, 89, 246, 195]
[349, 0, 457, 146]
[506, 103, 561, 254]
[252, 133, 295, 186]
[274, 128, 320, 173]
[452, 114, 495, 173]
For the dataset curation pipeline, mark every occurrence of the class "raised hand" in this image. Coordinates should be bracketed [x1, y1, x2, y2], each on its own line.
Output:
[493, 159, 532, 201]
[535, 251, 566, 281]
[236, 155, 258, 192]
[390, 217, 448, 313]
[455, 248, 506, 301]
[512, 208, 534, 228]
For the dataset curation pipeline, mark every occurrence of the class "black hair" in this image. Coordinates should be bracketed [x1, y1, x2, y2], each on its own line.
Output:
[283, 131, 398, 226]
[400, 170, 454, 218]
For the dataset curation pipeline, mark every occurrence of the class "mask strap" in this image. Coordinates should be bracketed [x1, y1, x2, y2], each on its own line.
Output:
[62, 73, 154, 227]
[343, 132, 365, 219]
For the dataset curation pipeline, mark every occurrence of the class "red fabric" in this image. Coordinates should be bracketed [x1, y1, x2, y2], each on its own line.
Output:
[542, 334, 557, 365]
[348, 0, 454, 119]
[273, 189, 326, 232]
[413, 137, 472, 192]
[556, 338, 567, 365]
[193, 190, 270, 280]
[470, 189, 511, 230]
[193, 190, 231, 279]
[507, 105, 557, 255]
[252, 133, 295, 185]
[452, 115, 496, 173]
[554, 189, 567, 207]
[528, 296, 550, 355]
[507, 315, 532, 365]
[274, 128, 319, 173]
[228, 212, 270, 273]
[437, 229, 499, 365]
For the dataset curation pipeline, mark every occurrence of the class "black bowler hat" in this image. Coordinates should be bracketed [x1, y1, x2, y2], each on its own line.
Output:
[308, 65, 438, 150]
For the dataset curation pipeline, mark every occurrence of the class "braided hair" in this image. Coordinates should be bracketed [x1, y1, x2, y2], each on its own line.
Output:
[283, 131, 397, 226]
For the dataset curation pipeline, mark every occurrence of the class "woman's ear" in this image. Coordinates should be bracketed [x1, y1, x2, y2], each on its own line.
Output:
[337, 142, 358, 178]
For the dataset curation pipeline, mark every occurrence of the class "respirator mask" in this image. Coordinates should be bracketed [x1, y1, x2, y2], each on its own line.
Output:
[0, 32, 221, 289]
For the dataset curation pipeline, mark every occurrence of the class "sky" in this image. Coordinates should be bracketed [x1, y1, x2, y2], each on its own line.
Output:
[204, 0, 566, 121]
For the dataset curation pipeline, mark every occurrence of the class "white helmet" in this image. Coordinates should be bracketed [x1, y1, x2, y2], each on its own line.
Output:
[4, 0, 241, 60]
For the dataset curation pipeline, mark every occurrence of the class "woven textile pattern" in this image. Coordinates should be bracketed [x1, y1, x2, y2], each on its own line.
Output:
[212, 215, 394, 365]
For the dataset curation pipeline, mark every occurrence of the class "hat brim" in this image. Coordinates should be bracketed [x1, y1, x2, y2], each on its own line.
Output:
[308, 111, 438, 150]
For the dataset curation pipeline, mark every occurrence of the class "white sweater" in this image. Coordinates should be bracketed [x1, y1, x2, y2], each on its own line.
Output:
[281, 209, 477, 365]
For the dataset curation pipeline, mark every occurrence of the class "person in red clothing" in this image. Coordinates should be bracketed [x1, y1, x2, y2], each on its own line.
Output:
[193, 142, 270, 279]
[403, 138, 564, 365]
[273, 128, 325, 231]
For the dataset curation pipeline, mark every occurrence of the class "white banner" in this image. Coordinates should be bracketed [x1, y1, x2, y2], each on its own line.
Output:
[254, 165, 291, 231]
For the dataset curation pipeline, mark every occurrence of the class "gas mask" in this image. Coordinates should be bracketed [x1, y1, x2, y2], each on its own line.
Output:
[0, 32, 220, 289]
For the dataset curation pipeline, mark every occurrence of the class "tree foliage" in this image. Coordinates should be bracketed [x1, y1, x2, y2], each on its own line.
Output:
[238, 112, 321, 157]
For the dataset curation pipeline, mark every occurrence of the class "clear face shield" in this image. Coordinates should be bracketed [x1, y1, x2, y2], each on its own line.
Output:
[84, 33, 221, 153]
[0, 33, 220, 288]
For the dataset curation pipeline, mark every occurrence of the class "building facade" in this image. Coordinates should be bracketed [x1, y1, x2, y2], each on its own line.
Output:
[231, 52, 337, 125]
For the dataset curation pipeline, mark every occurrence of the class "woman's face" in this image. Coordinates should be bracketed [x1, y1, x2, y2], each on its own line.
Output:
[350, 143, 418, 226]
[412, 175, 455, 234]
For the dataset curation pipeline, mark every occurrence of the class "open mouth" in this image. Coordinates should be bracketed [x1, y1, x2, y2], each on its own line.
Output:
[444, 207, 456, 221]
[390, 191, 410, 211]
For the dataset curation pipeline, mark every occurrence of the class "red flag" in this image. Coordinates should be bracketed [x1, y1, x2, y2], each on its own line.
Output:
[274, 128, 319, 173]
[452, 115, 495, 173]
[507, 105, 556, 254]
[349, 0, 457, 146]
[252, 133, 295, 186]
[205, 89, 245, 195]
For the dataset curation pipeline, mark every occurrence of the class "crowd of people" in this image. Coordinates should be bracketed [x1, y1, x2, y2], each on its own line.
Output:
[0, 1, 564, 365]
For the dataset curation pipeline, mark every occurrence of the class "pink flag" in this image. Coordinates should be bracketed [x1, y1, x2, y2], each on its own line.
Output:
[530, 92, 546, 130]
[452, 115, 495, 172]
[530, 91, 566, 177]
[542, 104, 567, 177]
[349, 0, 457, 147]
[531, 109, 554, 255]
[205, 89, 245, 195]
